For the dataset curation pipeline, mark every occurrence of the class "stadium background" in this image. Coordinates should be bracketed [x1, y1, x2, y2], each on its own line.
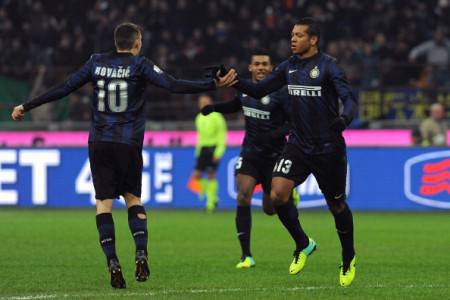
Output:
[0, 1, 449, 299]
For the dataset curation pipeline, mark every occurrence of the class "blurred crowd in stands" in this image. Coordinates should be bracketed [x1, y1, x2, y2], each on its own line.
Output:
[0, 0, 449, 123]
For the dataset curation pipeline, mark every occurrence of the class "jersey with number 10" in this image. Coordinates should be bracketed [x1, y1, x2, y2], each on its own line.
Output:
[22, 51, 216, 147]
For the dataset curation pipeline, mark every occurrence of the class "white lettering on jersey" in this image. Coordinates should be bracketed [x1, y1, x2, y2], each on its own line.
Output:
[242, 106, 270, 120]
[94, 66, 131, 78]
[288, 85, 322, 97]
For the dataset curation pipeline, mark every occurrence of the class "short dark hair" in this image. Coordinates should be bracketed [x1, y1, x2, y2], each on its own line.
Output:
[114, 22, 141, 50]
[250, 48, 272, 62]
[296, 17, 321, 43]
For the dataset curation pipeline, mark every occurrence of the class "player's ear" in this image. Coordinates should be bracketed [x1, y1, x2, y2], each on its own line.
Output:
[248, 64, 252, 73]
[310, 35, 319, 47]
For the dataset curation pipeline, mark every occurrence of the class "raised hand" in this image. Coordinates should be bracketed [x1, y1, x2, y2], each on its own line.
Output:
[215, 68, 238, 88]
[11, 105, 25, 121]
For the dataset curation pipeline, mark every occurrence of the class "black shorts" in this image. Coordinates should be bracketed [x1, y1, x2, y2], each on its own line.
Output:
[235, 155, 277, 194]
[272, 143, 347, 201]
[195, 146, 219, 172]
[89, 141, 143, 200]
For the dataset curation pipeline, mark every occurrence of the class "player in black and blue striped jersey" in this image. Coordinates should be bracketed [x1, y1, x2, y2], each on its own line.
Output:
[233, 18, 358, 286]
[11, 22, 237, 289]
[201, 49, 299, 269]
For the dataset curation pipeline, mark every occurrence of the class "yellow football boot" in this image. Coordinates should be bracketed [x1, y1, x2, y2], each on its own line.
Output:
[289, 238, 316, 275]
[339, 256, 356, 287]
[236, 256, 256, 269]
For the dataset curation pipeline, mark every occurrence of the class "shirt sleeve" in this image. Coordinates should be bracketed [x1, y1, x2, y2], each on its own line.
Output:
[328, 60, 358, 125]
[141, 58, 216, 93]
[23, 56, 94, 112]
[213, 113, 227, 159]
[233, 60, 288, 99]
[211, 96, 242, 114]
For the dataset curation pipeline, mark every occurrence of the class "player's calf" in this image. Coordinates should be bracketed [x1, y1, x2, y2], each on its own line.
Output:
[262, 193, 275, 215]
[128, 205, 148, 255]
[127, 205, 150, 281]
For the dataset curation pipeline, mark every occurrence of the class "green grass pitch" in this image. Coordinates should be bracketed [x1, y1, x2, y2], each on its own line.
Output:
[0, 209, 449, 299]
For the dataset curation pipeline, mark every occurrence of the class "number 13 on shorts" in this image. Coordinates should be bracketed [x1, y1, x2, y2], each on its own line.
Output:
[273, 158, 292, 174]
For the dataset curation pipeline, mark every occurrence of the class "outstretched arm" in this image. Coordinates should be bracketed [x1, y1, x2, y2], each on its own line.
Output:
[141, 58, 236, 94]
[12, 57, 93, 121]
[233, 61, 288, 99]
[201, 97, 242, 115]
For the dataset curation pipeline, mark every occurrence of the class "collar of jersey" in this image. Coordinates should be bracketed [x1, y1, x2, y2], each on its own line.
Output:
[113, 51, 134, 57]
[294, 51, 321, 62]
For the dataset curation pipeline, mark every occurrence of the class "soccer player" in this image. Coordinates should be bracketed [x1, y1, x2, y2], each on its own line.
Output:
[11, 22, 237, 289]
[233, 18, 358, 286]
[201, 49, 298, 269]
[190, 94, 227, 212]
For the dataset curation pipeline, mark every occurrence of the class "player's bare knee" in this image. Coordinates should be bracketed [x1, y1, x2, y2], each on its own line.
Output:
[270, 189, 288, 206]
[124, 192, 142, 208]
[237, 190, 252, 206]
[96, 199, 113, 214]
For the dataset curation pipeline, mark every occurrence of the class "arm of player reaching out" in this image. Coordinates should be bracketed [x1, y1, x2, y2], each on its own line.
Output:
[200, 96, 242, 116]
[25, 58, 93, 111]
[141, 58, 236, 94]
[233, 61, 288, 99]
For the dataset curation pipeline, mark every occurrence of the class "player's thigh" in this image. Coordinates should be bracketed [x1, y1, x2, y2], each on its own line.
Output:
[118, 143, 143, 198]
[236, 173, 257, 206]
[260, 158, 277, 196]
[313, 148, 348, 203]
[89, 142, 119, 199]
[262, 192, 275, 215]
[270, 177, 296, 205]
[271, 144, 310, 203]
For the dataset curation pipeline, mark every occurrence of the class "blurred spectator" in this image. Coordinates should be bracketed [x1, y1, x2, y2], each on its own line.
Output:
[420, 103, 448, 146]
[68, 93, 91, 121]
[1, 0, 449, 121]
[409, 29, 450, 87]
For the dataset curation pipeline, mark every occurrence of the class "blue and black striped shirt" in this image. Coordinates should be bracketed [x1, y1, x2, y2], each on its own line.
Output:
[235, 52, 358, 154]
[23, 51, 216, 146]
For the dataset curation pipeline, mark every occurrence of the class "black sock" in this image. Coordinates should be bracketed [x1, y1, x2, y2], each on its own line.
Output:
[333, 203, 355, 266]
[275, 201, 309, 250]
[128, 205, 148, 256]
[96, 213, 118, 265]
[235, 205, 252, 258]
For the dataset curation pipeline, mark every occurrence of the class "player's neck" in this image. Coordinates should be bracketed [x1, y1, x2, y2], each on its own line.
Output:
[299, 47, 318, 60]
[116, 49, 139, 56]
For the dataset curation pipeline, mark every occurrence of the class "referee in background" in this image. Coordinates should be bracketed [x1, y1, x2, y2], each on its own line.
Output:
[190, 94, 227, 212]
